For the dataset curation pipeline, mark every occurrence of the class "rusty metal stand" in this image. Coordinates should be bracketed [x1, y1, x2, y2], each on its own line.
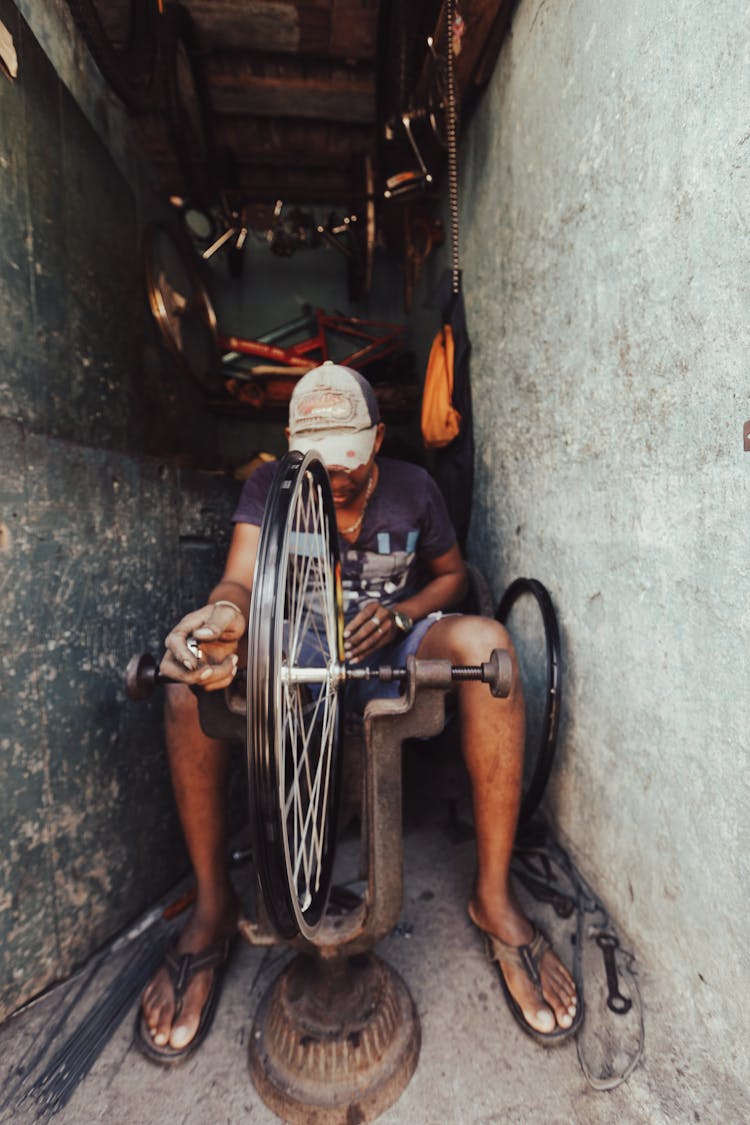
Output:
[248, 952, 419, 1125]
[245, 662, 452, 1122]
[244, 655, 510, 1123]
[126, 649, 511, 1123]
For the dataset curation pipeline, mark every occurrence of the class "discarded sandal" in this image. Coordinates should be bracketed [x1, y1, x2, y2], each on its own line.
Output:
[134, 933, 236, 1066]
[470, 910, 583, 1046]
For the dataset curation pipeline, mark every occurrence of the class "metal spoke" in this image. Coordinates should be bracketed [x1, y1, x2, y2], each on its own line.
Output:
[248, 452, 343, 939]
[284, 681, 337, 898]
[283, 636, 338, 899]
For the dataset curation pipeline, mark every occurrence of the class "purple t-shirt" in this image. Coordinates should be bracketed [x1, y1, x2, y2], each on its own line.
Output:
[233, 457, 456, 620]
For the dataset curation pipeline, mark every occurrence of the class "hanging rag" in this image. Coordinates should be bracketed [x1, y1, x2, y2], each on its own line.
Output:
[421, 321, 461, 448]
[423, 269, 473, 549]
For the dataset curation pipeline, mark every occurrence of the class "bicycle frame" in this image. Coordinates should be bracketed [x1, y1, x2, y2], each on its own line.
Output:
[219, 309, 407, 375]
[218, 308, 409, 410]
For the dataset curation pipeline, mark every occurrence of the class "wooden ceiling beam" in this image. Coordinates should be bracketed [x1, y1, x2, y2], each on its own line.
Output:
[144, 155, 356, 206]
[328, 0, 379, 60]
[205, 54, 375, 122]
[182, 0, 377, 61]
[235, 166, 355, 204]
[214, 117, 373, 166]
[136, 115, 372, 166]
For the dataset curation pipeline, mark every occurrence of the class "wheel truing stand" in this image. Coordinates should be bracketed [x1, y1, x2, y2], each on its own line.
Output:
[125, 452, 513, 1124]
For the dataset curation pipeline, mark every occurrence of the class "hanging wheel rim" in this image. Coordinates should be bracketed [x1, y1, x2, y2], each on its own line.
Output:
[142, 221, 219, 390]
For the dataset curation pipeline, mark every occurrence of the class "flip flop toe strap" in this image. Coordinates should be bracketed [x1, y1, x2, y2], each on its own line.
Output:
[485, 926, 550, 988]
[164, 935, 233, 1018]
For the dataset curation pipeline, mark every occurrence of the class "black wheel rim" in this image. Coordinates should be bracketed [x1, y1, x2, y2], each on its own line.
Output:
[247, 452, 345, 940]
[496, 578, 561, 828]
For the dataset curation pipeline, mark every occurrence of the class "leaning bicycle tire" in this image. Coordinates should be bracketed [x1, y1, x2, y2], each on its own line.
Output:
[248, 452, 345, 941]
[496, 578, 562, 828]
[66, 0, 158, 111]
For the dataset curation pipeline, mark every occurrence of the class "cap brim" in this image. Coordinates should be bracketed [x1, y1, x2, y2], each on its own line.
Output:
[290, 426, 377, 469]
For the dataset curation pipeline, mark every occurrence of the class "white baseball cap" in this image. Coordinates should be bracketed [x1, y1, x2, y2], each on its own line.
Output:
[288, 363, 381, 469]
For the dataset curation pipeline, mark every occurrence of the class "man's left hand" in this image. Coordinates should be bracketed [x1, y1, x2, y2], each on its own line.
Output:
[343, 601, 397, 663]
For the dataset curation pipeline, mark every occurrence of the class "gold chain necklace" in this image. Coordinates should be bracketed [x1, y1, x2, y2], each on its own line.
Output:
[339, 467, 377, 537]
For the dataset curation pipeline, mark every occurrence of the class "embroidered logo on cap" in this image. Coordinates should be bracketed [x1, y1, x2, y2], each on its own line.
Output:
[295, 389, 357, 428]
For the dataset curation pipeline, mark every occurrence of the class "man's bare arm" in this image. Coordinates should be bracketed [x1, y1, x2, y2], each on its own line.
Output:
[159, 522, 261, 691]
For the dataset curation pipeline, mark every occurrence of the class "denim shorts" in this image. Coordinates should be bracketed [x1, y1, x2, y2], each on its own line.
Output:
[345, 611, 447, 714]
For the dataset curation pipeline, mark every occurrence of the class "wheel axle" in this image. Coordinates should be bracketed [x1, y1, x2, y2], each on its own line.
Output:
[347, 647, 512, 698]
[126, 647, 513, 701]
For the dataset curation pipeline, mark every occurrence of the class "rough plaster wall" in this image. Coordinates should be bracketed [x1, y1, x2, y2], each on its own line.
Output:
[457, 0, 749, 1091]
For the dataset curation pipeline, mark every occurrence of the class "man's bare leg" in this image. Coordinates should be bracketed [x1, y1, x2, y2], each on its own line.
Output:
[417, 615, 577, 1035]
[140, 684, 239, 1051]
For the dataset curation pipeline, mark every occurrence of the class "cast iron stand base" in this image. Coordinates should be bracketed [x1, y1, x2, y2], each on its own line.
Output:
[248, 951, 420, 1124]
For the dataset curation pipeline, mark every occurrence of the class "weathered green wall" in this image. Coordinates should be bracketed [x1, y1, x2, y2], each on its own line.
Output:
[0, 0, 413, 1020]
[0, 0, 239, 1017]
[0, 423, 237, 1013]
[1, 0, 216, 460]
[431, 0, 749, 1099]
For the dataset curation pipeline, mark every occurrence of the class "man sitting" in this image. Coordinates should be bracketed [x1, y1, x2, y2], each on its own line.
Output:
[137, 363, 580, 1064]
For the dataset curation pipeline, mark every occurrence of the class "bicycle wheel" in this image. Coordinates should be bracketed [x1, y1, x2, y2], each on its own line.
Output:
[161, 2, 217, 208]
[248, 452, 346, 941]
[142, 221, 220, 391]
[347, 154, 376, 301]
[496, 578, 562, 828]
[66, 0, 158, 111]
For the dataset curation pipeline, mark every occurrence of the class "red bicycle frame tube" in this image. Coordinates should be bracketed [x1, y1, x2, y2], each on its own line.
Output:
[218, 309, 406, 373]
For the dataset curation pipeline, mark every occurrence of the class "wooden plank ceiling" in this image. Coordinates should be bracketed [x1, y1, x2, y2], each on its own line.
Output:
[135, 0, 514, 210]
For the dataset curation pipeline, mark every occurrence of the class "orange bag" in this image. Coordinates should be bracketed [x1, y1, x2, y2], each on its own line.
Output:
[421, 323, 462, 448]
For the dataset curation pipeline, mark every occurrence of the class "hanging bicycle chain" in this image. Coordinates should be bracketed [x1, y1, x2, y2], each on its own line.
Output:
[446, 0, 461, 294]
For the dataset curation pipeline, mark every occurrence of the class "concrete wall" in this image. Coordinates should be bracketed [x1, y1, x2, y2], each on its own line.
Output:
[0, 0, 239, 1017]
[450, 0, 748, 1092]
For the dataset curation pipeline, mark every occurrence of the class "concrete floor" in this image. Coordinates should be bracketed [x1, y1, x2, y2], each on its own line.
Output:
[0, 787, 746, 1125]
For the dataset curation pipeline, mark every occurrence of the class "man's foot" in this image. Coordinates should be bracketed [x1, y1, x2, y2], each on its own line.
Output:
[468, 899, 581, 1044]
[137, 896, 239, 1063]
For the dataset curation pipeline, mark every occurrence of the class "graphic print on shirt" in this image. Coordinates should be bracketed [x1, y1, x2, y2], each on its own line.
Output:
[341, 546, 416, 619]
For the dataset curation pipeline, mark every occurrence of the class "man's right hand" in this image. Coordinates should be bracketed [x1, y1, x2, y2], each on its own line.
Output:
[160, 602, 246, 692]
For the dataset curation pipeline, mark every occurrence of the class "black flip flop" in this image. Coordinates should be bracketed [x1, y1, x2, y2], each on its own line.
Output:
[470, 911, 583, 1046]
[134, 933, 236, 1066]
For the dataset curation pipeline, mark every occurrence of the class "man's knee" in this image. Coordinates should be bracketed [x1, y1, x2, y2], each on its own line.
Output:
[439, 614, 515, 664]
